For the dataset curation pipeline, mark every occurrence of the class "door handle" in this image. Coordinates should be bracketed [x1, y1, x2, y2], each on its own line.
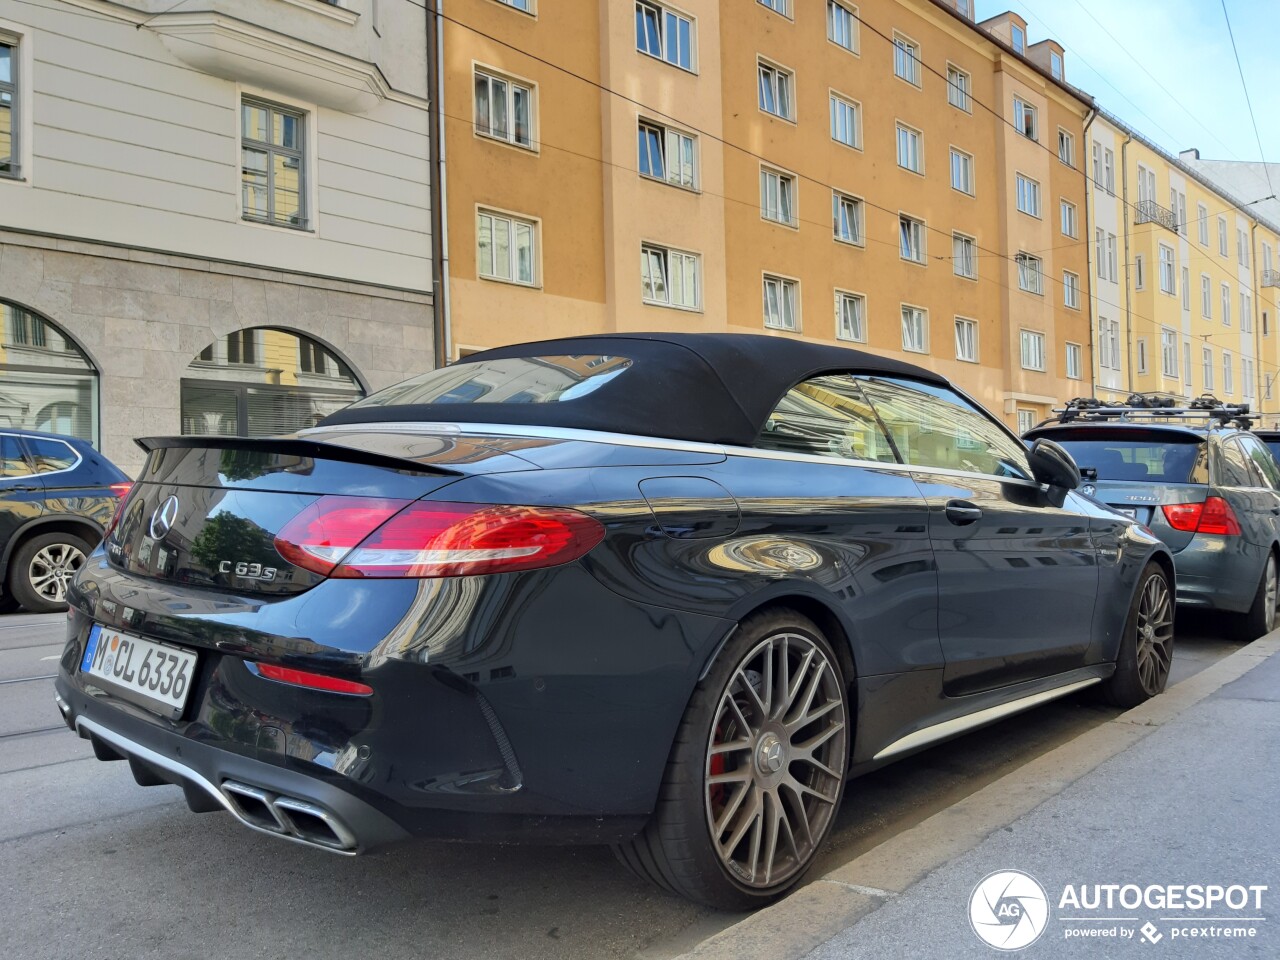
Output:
[945, 500, 983, 525]
[11, 484, 39, 492]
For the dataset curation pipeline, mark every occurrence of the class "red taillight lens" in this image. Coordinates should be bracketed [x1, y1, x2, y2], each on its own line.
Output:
[103, 482, 135, 539]
[273, 498, 606, 579]
[253, 662, 372, 696]
[1161, 496, 1241, 536]
[110, 482, 133, 498]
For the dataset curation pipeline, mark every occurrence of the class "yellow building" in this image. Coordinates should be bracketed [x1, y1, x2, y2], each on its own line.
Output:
[436, 1, 1092, 428]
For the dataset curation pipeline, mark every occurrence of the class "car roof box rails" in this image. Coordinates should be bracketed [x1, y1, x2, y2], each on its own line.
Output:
[1040, 395, 1254, 429]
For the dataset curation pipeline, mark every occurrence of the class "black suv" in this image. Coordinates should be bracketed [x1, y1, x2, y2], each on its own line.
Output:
[0, 430, 129, 613]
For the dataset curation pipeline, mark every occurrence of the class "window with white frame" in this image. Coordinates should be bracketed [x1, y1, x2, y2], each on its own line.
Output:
[950, 148, 973, 194]
[1066, 342, 1082, 380]
[954, 316, 977, 362]
[1136, 338, 1148, 374]
[1016, 409, 1036, 434]
[1095, 228, 1106, 279]
[1134, 255, 1145, 291]
[1242, 290, 1253, 332]
[760, 167, 796, 226]
[827, 1, 858, 53]
[899, 214, 925, 263]
[1016, 252, 1042, 294]
[1176, 192, 1187, 235]
[241, 99, 308, 228]
[1137, 165, 1155, 204]
[893, 34, 920, 85]
[1221, 283, 1231, 325]
[636, 2, 694, 71]
[1060, 199, 1077, 237]
[1202, 346, 1214, 390]
[1223, 352, 1234, 394]
[1197, 203, 1209, 245]
[953, 233, 976, 279]
[1160, 328, 1178, 378]
[1092, 141, 1101, 186]
[1103, 149, 1115, 193]
[1013, 98, 1037, 141]
[830, 93, 861, 148]
[763, 274, 799, 331]
[1243, 357, 1255, 398]
[1264, 243, 1274, 275]
[833, 191, 864, 245]
[638, 120, 696, 188]
[757, 60, 794, 119]
[1106, 234, 1118, 281]
[1057, 129, 1073, 166]
[1182, 267, 1190, 310]
[1015, 174, 1040, 217]
[497, 0, 532, 11]
[1184, 342, 1192, 384]
[947, 64, 971, 111]
[1020, 329, 1045, 371]
[1010, 23, 1026, 53]
[758, 0, 790, 16]
[474, 69, 534, 148]
[1238, 227, 1249, 267]
[1050, 51, 1063, 79]
[477, 210, 537, 285]
[0, 38, 18, 178]
[1063, 270, 1079, 309]
[897, 123, 923, 174]
[641, 244, 700, 310]
[1158, 245, 1175, 295]
[1100, 318, 1121, 370]
[901, 305, 927, 352]
[835, 290, 865, 342]
[1218, 217, 1228, 256]
[1201, 274, 1212, 317]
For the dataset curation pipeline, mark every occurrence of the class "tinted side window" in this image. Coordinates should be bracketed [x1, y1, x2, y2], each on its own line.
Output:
[757, 375, 898, 463]
[1237, 435, 1280, 489]
[0, 436, 31, 478]
[24, 438, 78, 473]
[859, 377, 1032, 480]
[1217, 439, 1254, 488]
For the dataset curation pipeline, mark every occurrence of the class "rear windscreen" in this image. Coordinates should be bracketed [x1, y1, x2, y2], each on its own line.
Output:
[1263, 441, 1280, 466]
[1051, 438, 1208, 483]
[346, 355, 631, 409]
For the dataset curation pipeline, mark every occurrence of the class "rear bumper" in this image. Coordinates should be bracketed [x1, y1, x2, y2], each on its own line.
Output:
[1170, 536, 1263, 613]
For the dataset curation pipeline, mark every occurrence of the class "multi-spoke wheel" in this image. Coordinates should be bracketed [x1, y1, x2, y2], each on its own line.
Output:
[1233, 553, 1279, 642]
[1101, 562, 1174, 707]
[9, 531, 93, 614]
[614, 609, 850, 909]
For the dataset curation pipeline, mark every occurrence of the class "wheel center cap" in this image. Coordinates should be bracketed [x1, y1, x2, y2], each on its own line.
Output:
[756, 733, 785, 775]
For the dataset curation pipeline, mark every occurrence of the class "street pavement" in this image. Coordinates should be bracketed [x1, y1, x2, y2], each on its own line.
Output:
[0, 611, 1251, 960]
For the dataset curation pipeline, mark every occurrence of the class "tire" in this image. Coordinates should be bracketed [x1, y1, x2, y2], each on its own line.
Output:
[1100, 562, 1174, 708]
[613, 609, 850, 910]
[1231, 552, 1278, 643]
[7, 531, 93, 614]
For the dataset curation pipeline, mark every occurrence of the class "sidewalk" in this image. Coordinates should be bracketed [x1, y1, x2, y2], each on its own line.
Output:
[682, 633, 1280, 959]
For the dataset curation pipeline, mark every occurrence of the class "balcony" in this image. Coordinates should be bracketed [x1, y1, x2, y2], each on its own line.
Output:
[1263, 269, 1280, 288]
[1134, 199, 1177, 233]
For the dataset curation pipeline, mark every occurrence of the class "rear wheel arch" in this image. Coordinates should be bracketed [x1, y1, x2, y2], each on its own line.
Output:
[1, 516, 104, 581]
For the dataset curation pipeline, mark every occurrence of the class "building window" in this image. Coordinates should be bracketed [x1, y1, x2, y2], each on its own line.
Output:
[899, 214, 925, 263]
[1202, 347, 1214, 390]
[1182, 267, 1190, 310]
[1241, 290, 1253, 332]
[1099, 318, 1120, 370]
[1160, 328, 1178, 378]
[893, 34, 921, 86]
[1197, 203, 1209, 245]
[1063, 270, 1079, 309]
[1010, 23, 1025, 53]
[758, 0, 790, 16]
[1223, 352, 1233, 394]
[1060, 199, 1077, 237]
[1091, 141, 1101, 186]
[1238, 228, 1249, 267]
[757, 60, 794, 120]
[763, 275, 799, 331]
[638, 120, 696, 188]
[1176, 192, 1187, 235]
[1066, 342, 1082, 380]
[474, 69, 533, 148]
[1158, 245, 1175, 295]
[497, 0, 532, 10]
[0, 301, 98, 443]
[1184, 342, 1192, 384]
[1020, 329, 1045, 371]
[1106, 234, 1118, 281]
[1095, 228, 1106, 279]
[901, 305, 928, 353]
[1243, 357, 1255, 398]
[1050, 51, 1063, 79]
[636, 2, 694, 71]
[1218, 217, 1228, 256]
[760, 167, 796, 226]
[477, 209, 537, 285]
[950, 148, 973, 195]
[830, 93, 861, 148]
[954, 317, 977, 362]
[1015, 174, 1041, 217]
[641, 244, 700, 310]
[1016, 252, 1043, 294]
[953, 233, 976, 279]
[1201, 274, 1212, 318]
[946, 64, 971, 111]
[241, 99, 307, 228]
[827, 1, 858, 53]
[1136, 338, 1148, 375]
[1221, 283, 1231, 325]
[1103, 149, 1115, 193]
[1134, 255, 1146, 291]
[835, 290, 866, 342]
[1057, 129, 1073, 166]
[0, 39, 18, 178]
[833, 191, 864, 245]
[896, 123, 923, 174]
[1137, 164, 1155, 204]
[1013, 98, 1037, 141]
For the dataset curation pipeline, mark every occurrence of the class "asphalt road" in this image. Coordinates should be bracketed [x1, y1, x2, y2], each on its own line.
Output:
[0, 610, 1247, 960]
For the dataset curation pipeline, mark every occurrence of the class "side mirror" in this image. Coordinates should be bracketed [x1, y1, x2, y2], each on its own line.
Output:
[1027, 438, 1081, 500]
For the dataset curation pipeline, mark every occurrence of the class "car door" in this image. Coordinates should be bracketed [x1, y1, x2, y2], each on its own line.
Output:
[0, 433, 45, 550]
[857, 376, 1099, 696]
[1223, 434, 1280, 546]
[20, 435, 112, 531]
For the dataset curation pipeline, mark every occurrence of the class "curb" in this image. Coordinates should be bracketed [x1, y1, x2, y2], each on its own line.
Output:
[675, 631, 1280, 960]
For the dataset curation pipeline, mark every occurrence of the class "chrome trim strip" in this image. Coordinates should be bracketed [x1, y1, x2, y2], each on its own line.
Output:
[872, 677, 1102, 761]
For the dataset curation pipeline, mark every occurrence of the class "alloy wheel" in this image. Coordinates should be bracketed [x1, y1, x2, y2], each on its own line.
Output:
[1265, 556, 1278, 633]
[1134, 574, 1174, 695]
[28, 542, 87, 603]
[704, 632, 847, 889]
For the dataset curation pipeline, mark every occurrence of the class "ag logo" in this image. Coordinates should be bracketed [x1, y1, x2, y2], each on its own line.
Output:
[1080, 483, 1096, 497]
[969, 870, 1049, 951]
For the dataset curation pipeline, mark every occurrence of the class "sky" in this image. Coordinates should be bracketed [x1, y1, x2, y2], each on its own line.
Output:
[976, 0, 1278, 199]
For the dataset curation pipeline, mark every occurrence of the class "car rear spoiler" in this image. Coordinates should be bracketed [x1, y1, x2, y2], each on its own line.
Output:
[135, 436, 460, 477]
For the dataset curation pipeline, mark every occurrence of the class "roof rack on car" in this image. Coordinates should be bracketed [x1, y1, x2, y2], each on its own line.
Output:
[1035, 394, 1254, 430]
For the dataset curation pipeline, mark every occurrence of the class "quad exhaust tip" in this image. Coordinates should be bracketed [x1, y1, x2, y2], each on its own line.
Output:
[221, 780, 358, 853]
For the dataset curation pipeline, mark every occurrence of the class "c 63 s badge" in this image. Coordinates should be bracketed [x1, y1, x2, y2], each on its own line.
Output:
[219, 561, 278, 582]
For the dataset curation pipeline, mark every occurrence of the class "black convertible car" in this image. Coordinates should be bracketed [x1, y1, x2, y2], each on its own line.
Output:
[56, 333, 1173, 909]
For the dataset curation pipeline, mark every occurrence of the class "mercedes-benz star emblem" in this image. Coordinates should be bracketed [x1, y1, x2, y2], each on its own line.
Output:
[149, 495, 180, 540]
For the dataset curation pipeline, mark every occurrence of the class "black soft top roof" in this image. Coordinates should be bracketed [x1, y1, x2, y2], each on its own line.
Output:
[318, 333, 947, 446]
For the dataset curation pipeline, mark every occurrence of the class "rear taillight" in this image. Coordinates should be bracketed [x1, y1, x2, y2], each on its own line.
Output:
[252, 662, 372, 696]
[1161, 496, 1242, 536]
[273, 497, 606, 579]
[103, 482, 135, 539]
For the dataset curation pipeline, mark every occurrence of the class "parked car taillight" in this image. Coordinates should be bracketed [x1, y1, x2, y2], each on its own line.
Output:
[103, 482, 135, 539]
[1161, 496, 1242, 536]
[273, 497, 606, 579]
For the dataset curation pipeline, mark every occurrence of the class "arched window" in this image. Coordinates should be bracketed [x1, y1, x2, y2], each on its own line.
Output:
[181, 327, 364, 437]
[0, 301, 98, 443]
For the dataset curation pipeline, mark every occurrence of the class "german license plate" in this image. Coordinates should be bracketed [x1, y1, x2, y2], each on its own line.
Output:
[80, 625, 196, 718]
